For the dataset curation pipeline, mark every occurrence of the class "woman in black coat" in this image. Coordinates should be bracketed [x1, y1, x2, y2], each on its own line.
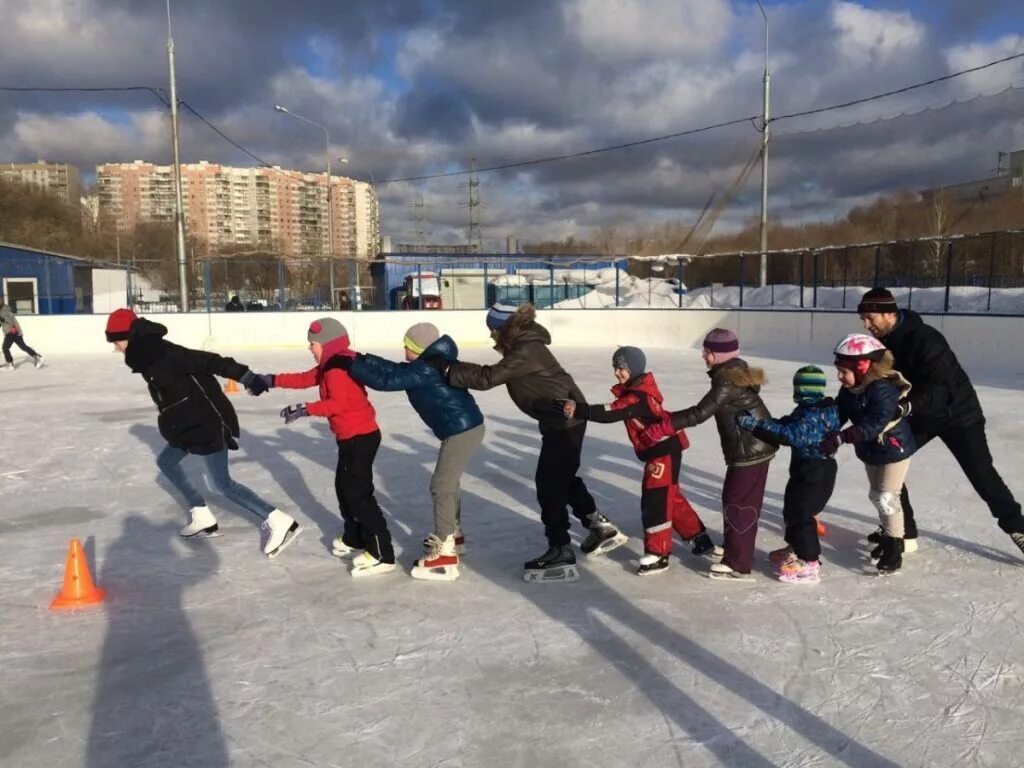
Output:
[104, 308, 301, 559]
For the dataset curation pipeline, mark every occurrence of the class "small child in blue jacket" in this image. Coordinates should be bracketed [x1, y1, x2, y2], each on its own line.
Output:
[737, 366, 840, 584]
[342, 322, 485, 582]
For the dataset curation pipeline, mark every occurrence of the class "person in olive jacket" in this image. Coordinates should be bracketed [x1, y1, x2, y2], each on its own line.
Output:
[858, 287, 1024, 557]
[344, 322, 485, 582]
[642, 328, 777, 580]
[104, 308, 300, 558]
[440, 303, 628, 582]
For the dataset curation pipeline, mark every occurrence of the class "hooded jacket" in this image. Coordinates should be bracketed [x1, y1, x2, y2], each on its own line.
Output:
[879, 309, 983, 430]
[123, 317, 247, 455]
[448, 304, 585, 434]
[666, 357, 777, 467]
[0, 304, 20, 335]
[273, 335, 378, 441]
[581, 372, 690, 461]
[836, 351, 917, 465]
[349, 335, 484, 440]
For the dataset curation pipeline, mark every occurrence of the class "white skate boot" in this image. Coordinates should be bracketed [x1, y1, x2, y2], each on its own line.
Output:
[180, 506, 219, 538]
[350, 551, 397, 578]
[261, 509, 302, 558]
[411, 534, 460, 582]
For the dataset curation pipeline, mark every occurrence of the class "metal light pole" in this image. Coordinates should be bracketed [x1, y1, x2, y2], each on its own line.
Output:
[275, 105, 335, 308]
[756, 0, 770, 288]
[166, 0, 189, 311]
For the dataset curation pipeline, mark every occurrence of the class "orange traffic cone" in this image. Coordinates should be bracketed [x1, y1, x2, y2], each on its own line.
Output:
[224, 378, 240, 394]
[815, 516, 827, 537]
[51, 538, 105, 610]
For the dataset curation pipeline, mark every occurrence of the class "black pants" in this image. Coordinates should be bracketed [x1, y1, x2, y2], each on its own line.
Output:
[536, 423, 598, 546]
[902, 421, 1023, 536]
[783, 455, 838, 562]
[2, 333, 38, 364]
[335, 430, 394, 562]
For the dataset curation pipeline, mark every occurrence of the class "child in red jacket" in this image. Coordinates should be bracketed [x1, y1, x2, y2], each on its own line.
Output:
[558, 347, 716, 576]
[258, 318, 394, 577]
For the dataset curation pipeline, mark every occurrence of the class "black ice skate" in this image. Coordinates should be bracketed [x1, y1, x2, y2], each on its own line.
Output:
[689, 531, 716, 557]
[870, 524, 917, 553]
[524, 545, 579, 583]
[580, 512, 627, 556]
[636, 554, 669, 576]
[875, 536, 904, 574]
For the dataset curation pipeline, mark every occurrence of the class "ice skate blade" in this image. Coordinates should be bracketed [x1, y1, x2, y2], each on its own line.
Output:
[180, 529, 222, 540]
[636, 566, 669, 577]
[779, 575, 820, 585]
[524, 564, 580, 583]
[707, 569, 754, 582]
[584, 532, 628, 557]
[331, 544, 360, 559]
[266, 524, 302, 559]
[410, 564, 461, 582]
[351, 562, 397, 578]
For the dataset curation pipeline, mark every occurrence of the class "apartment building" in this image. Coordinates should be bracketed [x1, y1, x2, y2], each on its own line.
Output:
[96, 160, 378, 259]
[1, 161, 82, 204]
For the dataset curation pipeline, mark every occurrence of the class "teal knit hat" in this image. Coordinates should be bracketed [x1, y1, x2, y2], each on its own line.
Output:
[793, 365, 827, 403]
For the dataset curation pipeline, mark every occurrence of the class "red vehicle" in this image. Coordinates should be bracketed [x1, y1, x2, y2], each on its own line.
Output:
[400, 273, 443, 310]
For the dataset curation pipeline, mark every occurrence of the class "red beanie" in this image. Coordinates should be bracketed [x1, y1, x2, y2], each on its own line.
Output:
[105, 308, 138, 342]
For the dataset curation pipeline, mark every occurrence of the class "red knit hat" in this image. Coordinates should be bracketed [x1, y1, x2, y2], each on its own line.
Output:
[105, 308, 138, 342]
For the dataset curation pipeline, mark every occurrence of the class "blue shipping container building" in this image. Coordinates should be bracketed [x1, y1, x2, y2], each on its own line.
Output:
[0, 242, 130, 314]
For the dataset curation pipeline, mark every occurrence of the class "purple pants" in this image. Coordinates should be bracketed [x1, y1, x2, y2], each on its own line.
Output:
[721, 461, 771, 574]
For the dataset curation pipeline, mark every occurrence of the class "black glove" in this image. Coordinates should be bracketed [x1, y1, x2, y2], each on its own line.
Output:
[240, 370, 272, 396]
[422, 356, 450, 375]
[819, 432, 842, 457]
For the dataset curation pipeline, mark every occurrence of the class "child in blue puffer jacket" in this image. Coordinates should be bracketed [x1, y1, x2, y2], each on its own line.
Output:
[821, 333, 917, 574]
[737, 366, 841, 584]
[344, 322, 485, 582]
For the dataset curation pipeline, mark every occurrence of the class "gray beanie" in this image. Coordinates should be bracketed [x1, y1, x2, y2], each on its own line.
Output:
[307, 317, 347, 344]
[612, 346, 646, 377]
[403, 322, 440, 354]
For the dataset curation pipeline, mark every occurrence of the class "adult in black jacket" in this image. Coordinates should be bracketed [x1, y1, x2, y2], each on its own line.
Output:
[858, 288, 1024, 555]
[444, 303, 627, 581]
[104, 308, 300, 558]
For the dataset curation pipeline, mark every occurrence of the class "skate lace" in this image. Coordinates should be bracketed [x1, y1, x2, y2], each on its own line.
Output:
[422, 534, 444, 559]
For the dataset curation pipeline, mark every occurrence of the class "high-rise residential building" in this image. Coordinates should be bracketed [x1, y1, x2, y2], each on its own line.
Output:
[95, 160, 379, 259]
[1, 161, 82, 204]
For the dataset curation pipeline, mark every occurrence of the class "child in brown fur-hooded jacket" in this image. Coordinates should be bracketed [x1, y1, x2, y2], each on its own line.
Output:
[640, 329, 777, 581]
[436, 303, 628, 583]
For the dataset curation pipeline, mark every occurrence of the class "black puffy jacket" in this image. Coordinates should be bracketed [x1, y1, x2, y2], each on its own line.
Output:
[667, 358, 777, 467]
[880, 310, 983, 430]
[123, 318, 249, 455]
[448, 305, 585, 435]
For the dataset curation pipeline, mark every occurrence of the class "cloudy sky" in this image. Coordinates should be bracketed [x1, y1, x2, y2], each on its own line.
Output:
[1, 0, 1022, 249]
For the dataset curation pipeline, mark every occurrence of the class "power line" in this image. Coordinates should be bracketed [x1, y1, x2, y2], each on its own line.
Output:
[770, 50, 1024, 123]
[0, 84, 169, 106]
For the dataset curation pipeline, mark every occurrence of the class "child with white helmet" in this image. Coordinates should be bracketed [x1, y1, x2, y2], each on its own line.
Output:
[821, 333, 917, 573]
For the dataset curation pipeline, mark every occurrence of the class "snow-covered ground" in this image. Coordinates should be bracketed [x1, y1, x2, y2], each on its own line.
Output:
[3, 345, 1024, 768]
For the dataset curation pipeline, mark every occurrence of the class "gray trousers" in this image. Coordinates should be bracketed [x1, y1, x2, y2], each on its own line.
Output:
[431, 423, 485, 538]
[865, 459, 910, 538]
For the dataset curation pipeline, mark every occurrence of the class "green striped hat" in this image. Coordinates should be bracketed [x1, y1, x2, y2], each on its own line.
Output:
[793, 365, 827, 403]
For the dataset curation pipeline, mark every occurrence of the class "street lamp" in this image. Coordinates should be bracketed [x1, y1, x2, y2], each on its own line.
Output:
[274, 104, 335, 308]
[166, 0, 189, 311]
[756, 0, 771, 288]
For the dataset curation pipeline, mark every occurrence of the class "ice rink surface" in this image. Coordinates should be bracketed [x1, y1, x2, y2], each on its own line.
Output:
[3, 344, 1024, 768]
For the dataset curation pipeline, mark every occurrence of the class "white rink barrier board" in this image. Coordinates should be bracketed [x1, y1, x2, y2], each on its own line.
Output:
[12, 309, 1024, 371]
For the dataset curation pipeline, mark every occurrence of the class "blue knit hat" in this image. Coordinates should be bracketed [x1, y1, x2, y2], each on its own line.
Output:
[486, 303, 518, 331]
[612, 346, 646, 377]
[793, 365, 827, 403]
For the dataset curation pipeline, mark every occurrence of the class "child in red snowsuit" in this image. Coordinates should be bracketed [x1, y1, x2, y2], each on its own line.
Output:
[255, 317, 395, 578]
[558, 346, 715, 576]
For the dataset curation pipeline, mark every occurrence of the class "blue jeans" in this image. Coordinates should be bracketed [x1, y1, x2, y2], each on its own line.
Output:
[156, 445, 275, 521]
